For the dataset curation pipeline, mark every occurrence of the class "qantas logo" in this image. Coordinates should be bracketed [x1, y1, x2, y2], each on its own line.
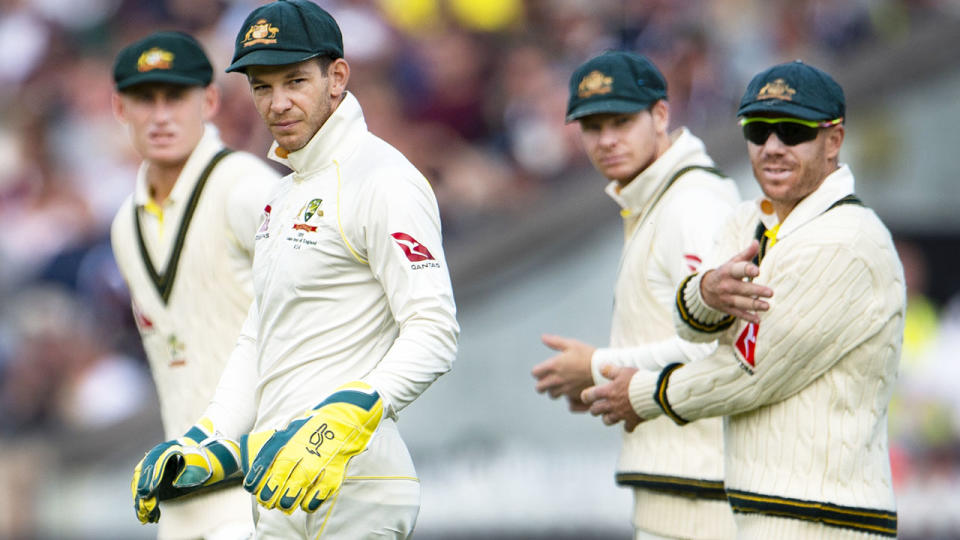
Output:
[683, 253, 702, 273]
[391, 232, 435, 262]
[256, 205, 271, 239]
[735, 322, 758, 373]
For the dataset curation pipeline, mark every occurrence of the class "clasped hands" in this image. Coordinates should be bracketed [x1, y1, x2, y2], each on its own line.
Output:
[531, 334, 643, 431]
[131, 381, 383, 524]
[534, 242, 772, 431]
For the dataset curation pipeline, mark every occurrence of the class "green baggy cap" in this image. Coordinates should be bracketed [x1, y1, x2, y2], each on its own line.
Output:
[565, 51, 667, 123]
[737, 60, 845, 121]
[226, 0, 343, 73]
[114, 31, 213, 90]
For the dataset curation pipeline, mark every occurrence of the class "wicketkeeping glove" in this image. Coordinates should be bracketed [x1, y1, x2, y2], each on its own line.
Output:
[240, 381, 384, 514]
[131, 417, 246, 524]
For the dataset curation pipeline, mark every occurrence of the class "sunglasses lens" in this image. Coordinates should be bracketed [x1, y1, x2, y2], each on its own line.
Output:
[776, 122, 818, 145]
[742, 121, 819, 146]
[742, 123, 772, 145]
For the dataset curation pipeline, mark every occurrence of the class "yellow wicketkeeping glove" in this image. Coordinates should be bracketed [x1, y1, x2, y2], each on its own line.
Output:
[239, 381, 384, 514]
[130, 418, 245, 524]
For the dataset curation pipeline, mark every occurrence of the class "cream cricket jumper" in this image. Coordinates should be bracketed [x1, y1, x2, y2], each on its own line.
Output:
[111, 125, 279, 538]
[597, 128, 740, 539]
[638, 165, 903, 538]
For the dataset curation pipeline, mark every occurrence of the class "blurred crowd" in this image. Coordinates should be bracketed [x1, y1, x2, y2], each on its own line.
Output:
[1, 0, 958, 536]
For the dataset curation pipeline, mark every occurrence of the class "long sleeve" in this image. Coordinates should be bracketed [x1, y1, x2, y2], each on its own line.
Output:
[360, 170, 459, 417]
[632, 241, 888, 422]
[591, 338, 715, 383]
[202, 300, 260, 438]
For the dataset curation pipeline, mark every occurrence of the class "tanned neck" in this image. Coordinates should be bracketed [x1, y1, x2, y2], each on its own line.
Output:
[145, 162, 184, 205]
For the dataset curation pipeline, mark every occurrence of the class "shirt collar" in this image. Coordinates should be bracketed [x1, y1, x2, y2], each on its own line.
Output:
[755, 163, 855, 237]
[605, 127, 713, 215]
[267, 91, 366, 176]
[134, 124, 223, 206]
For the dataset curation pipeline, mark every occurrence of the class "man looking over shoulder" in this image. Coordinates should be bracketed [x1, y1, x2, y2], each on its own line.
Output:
[127, 2, 459, 538]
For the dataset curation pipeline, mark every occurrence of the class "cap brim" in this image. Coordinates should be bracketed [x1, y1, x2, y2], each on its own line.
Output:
[116, 73, 208, 91]
[565, 98, 651, 123]
[225, 50, 322, 73]
[737, 100, 832, 121]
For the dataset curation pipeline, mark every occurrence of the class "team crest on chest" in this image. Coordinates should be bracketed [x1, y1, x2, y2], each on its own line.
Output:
[167, 334, 187, 368]
[734, 322, 758, 374]
[292, 198, 323, 233]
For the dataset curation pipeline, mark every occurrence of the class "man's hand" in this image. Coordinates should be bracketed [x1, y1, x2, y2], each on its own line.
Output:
[580, 365, 644, 432]
[131, 418, 243, 524]
[241, 381, 383, 514]
[700, 240, 773, 324]
[532, 334, 596, 400]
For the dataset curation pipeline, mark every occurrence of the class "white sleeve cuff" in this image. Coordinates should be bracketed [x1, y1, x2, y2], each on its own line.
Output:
[675, 272, 735, 338]
[628, 368, 664, 420]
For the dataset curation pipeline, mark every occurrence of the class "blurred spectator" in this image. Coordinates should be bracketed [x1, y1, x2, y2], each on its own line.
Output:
[0, 284, 149, 435]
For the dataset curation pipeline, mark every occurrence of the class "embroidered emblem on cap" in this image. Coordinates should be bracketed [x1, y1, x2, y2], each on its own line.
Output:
[756, 78, 796, 101]
[243, 18, 280, 47]
[578, 70, 613, 98]
[137, 48, 174, 72]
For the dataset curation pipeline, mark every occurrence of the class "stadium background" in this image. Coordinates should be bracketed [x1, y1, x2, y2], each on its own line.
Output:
[1, 1, 958, 538]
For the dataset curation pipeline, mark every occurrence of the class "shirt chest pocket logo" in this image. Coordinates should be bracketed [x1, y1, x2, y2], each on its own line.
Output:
[286, 198, 329, 250]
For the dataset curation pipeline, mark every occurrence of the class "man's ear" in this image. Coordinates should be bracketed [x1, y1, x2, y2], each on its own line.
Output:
[202, 84, 221, 121]
[111, 92, 127, 124]
[824, 124, 845, 161]
[327, 58, 350, 99]
[651, 99, 670, 135]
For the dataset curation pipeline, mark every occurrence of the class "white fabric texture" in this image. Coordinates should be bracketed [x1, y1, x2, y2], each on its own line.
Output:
[594, 128, 740, 539]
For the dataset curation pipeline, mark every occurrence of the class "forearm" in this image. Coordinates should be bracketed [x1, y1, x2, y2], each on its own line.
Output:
[202, 305, 260, 437]
[364, 306, 458, 416]
[637, 245, 881, 424]
[592, 337, 715, 384]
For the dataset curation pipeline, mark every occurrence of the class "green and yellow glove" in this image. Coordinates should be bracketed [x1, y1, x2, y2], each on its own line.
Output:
[130, 418, 246, 524]
[240, 381, 384, 514]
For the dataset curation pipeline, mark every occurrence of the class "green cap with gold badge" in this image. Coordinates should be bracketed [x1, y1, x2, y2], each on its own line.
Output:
[737, 60, 845, 121]
[113, 31, 213, 91]
[565, 50, 668, 123]
[225, 0, 343, 73]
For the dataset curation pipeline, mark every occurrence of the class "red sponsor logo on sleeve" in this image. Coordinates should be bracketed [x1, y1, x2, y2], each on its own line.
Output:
[735, 322, 758, 370]
[390, 232, 435, 262]
[683, 253, 702, 273]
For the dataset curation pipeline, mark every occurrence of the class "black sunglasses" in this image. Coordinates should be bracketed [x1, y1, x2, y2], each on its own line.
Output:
[740, 117, 843, 146]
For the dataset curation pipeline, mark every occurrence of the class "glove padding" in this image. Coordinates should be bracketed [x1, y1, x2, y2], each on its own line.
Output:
[131, 418, 244, 524]
[240, 381, 384, 514]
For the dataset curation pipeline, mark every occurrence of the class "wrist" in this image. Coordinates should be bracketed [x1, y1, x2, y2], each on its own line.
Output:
[676, 272, 734, 333]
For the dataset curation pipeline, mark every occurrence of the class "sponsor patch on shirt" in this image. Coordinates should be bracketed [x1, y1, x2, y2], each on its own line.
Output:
[255, 204, 272, 240]
[391, 232, 440, 269]
[132, 299, 154, 334]
[683, 253, 702, 273]
[734, 322, 758, 374]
